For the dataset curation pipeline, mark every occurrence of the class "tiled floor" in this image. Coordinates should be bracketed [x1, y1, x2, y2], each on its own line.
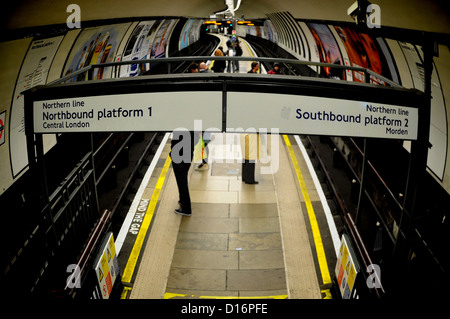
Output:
[161, 132, 283, 297]
[129, 133, 323, 299]
[162, 133, 304, 298]
[165, 201, 287, 297]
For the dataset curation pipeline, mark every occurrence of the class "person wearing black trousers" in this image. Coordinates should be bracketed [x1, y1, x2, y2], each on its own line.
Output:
[170, 130, 195, 216]
[241, 133, 260, 185]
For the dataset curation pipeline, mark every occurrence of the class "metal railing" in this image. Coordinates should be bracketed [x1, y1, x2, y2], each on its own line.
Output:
[49, 55, 401, 88]
[305, 136, 386, 298]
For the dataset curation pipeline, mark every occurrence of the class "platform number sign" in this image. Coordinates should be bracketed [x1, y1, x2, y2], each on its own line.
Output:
[94, 233, 119, 299]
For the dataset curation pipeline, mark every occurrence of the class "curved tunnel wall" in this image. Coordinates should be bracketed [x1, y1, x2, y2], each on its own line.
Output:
[0, 13, 449, 197]
[0, 17, 203, 196]
[246, 12, 449, 192]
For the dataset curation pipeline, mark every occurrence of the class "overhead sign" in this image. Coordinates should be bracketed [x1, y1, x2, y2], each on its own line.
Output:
[31, 90, 418, 140]
[227, 92, 418, 140]
[33, 91, 222, 133]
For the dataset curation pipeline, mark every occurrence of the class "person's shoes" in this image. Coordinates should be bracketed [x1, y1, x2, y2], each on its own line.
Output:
[245, 181, 259, 184]
[195, 163, 209, 170]
[174, 207, 191, 217]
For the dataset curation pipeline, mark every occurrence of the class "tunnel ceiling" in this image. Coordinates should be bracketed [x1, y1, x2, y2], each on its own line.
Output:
[3, 0, 449, 34]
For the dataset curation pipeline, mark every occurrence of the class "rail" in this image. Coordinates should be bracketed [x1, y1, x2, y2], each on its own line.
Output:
[305, 136, 386, 298]
[110, 132, 159, 214]
[349, 138, 404, 211]
[64, 209, 112, 298]
[48, 55, 401, 88]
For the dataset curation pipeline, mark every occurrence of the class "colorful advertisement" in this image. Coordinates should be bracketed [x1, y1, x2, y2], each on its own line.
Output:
[119, 20, 160, 77]
[151, 19, 178, 60]
[62, 23, 131, 81]
[333, 26, 392, 84]
[179, 19, 194, 50]
[179, 19, 201, 51]
[307, 23, 345, 80]
[188, 19, 203, 47]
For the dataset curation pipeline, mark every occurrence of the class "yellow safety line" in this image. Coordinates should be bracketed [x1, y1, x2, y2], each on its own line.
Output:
[164, 292, 288, 299]
[241, 39, 254, 58]
[209, 36, 228, 70]
[321, 289, 332, 299]
[283, 135, 332, 285]
[120, 286, 132, 299]
[121, 155, 172, 288]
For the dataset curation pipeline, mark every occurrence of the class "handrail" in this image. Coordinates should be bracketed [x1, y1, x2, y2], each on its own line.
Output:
[344, 213, 385, 298]
[49, 55, 401, 88]
[64, 209, 112, 295]
[350, 138, 404, 211]
[306, 136, 386, 298]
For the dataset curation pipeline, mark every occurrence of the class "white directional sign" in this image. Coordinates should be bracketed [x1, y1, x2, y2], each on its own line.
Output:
[227, 92, 418, 140]
[32, 90, 418, 140]
[33, 91, 223, 133]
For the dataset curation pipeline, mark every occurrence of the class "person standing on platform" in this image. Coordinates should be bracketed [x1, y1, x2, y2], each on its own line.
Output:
[170, 130, 195, 216]
[248, 61, 259, 74]
[268, 62, 282, 74]
[240, 132, 261, 185]
[199, 62, 210, 73]
[212, 49, 226, 73]
[188, 62, 199, 73]
[195, 130, 211, 170]
[233, 41, 243, 72]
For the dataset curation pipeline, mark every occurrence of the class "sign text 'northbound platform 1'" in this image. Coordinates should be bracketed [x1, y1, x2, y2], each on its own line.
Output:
[33, 91, 418, 140]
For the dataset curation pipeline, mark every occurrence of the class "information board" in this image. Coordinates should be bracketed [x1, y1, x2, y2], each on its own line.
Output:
[10, 35, 63, 176]
[33, 91, 222, 133]
[227, 92, 418, 140]
[335, 234, 360, 299]
[94, 232, 119, 299]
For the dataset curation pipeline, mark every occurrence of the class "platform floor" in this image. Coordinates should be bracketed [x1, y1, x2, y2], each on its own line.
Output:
[117, 132, 338, 299]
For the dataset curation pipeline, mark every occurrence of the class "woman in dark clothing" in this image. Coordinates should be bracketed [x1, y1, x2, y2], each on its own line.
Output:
[211, 49, 226, 73]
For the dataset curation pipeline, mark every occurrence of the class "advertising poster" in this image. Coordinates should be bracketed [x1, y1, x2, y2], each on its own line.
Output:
[307, 23, 345, 80]
[119, 20, 160, 77]
[0, 111, 5, 146]
[333, 26, 393, 84]
[151, 19, 178, 59]
[62, 23, 131, 82]
[179, 19, 195, 51]
[264, 20, 278, 44]
[188, 19, 203, 47]
[9, 35, 63, 177]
